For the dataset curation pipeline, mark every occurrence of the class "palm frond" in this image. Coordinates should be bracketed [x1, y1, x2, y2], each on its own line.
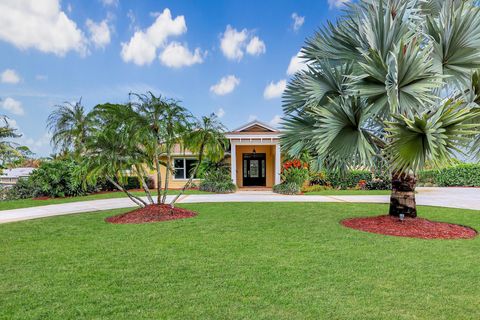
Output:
[384, 99, 480, 173]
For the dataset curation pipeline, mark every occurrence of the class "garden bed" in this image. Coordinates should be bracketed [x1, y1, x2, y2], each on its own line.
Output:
[105, 205, 197, 224]
[341, 215, 477, 239]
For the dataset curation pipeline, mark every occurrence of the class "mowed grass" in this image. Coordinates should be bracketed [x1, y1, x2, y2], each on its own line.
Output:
[303, 189, 390, 195]
[0, 203, 479, 319]
[0, 189, 209, 211]
[0, 189, 389, 211]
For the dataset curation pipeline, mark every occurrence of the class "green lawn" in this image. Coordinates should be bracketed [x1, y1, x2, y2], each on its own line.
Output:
[0, 189, 390, 211]
[304, 189, 390, 195]
[0, 189, 209, 211]
[1, 203, 478, 319]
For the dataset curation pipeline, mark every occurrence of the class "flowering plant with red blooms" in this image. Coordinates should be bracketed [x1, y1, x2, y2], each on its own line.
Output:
[281, 159, 309, 186]
[283, 159, 308, 170]
[356, 179, 367, 190]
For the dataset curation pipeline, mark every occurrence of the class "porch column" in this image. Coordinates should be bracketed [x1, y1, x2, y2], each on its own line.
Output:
[231, 141, 236, 185]
[275, 142, 281, 185]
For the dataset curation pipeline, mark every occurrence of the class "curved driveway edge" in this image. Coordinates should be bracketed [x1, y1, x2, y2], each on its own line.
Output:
[0, 187, 479, 224]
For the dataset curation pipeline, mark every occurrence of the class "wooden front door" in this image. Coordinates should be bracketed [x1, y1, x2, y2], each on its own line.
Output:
[242, 153, 266, 186]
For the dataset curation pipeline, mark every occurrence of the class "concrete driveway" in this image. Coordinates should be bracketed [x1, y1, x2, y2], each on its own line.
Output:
[0, 187, 479, 224]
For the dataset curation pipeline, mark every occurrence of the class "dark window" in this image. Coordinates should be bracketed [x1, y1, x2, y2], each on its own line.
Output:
[173, 158, 198, 179]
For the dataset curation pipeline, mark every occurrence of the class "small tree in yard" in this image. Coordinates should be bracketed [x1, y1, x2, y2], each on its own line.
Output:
[47, 99, 91, 157]
[282, 0, 480, 218]
[170, 114, 228, 207]
[75, 93, 228, 209]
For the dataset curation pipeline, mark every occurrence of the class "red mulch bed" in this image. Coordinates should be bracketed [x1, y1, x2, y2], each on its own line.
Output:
[105, 205, 197, 224]
[341, 215, 477, 240]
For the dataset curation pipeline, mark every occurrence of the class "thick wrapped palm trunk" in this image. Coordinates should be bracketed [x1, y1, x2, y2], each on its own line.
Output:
[389, 172, 417, 218]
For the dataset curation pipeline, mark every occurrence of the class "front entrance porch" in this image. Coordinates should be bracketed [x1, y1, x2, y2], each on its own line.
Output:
[225, 121, 281, 189]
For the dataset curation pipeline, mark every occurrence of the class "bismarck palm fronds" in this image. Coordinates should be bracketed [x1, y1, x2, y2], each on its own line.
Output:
[426, 0, 480, 84]
[282, 0, 480, 217]
[385, 100, 480, 173]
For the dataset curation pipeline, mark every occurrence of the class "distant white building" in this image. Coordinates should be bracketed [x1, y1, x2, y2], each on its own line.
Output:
[0, 167, 35, 186]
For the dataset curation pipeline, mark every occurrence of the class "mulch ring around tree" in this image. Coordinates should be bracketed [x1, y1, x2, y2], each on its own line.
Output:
[105, 205, 197, 224]
[341, 215, 477, 240]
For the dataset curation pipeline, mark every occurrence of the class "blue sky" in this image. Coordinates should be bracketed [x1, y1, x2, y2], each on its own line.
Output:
[0, 0, 347, 156]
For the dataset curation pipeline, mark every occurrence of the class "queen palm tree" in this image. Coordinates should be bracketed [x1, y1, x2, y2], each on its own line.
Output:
[170, 114, 228, 206]
[129, 92, 193, 204]
[47, 99, 91, 157]
[80, 103, 151, 207]
[282, 0, 480, 217]
[0, 115, 21, 168]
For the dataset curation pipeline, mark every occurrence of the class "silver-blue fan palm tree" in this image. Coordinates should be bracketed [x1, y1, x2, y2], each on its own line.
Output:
[282, 0, 480, 217]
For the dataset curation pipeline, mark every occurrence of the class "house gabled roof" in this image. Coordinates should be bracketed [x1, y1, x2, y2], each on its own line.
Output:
[230, 120, 279, 133]
[225, 120, 281, 141]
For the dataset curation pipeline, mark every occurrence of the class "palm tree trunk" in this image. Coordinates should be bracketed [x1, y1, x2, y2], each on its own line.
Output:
[389, 172, 417, 218]
[170, 143, 205, 208]
[106, 176, 147, 207]
[134, 165, 154, 205]
[162, 147, 172, 204]
[154, 149, 163, 205]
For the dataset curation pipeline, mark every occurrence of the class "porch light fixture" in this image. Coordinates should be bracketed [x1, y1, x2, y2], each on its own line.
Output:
[253, 148, 256, 155]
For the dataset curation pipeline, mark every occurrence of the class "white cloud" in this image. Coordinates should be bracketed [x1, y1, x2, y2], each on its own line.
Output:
[246, 36, 266, 56]
[328, 0, 351, 9]
[215, 107, 225, 118]
[101, 0, 118, 6]
[247, 114, 257, 122]
[263, 79, 286, 100]
[0, 0, 87, 56]
[220, 25, 248, 61]
[220, 25, 266, 61]
[286, 51, 308, 75]
[1, 69, 21, 84]
[291, 13, 305, 31]
[86, 19, 111, 49]
[159, 42, 204, 68]
[210, 75, 240, 96]
[1, 97, 25, 116]
[269, 115, 282, 127]
[36, 74, 48, 80]
[121, 8, 187, 66]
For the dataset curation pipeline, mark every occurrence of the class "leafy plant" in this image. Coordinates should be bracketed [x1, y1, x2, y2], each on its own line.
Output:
[199, 161, 236, 193]
[282, 0, 480, 217]
[273, 182, 301, 195]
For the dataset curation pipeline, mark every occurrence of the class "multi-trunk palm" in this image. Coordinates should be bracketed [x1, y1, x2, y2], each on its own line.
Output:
[282, 0, 480, 217]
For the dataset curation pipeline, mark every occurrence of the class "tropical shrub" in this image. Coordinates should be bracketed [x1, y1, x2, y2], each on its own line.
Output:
[324, 170, 372, 189]
[274, 159, 309, 195]
[199, 163, 236, 193]
[4, 178, 37, 199]
[307, 170, 391, 190]
[273, 182, 301, 195]
[365, 178, 391, 190]
[418, 164, 480, 187]
[301, 184, 333, 193]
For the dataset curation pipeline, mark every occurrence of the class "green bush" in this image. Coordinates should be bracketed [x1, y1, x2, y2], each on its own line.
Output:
[365, 177, 391, 190]
[301, 185, 333, 193]
[199, 163, 236, 193]
[281, 167, 309, 186]
[323, 170, 372, 189]
[418, 164, 480, 187]
[273, 182, 301, 195]
[5, 178, 37, 199]
[99, 176, 154, 191]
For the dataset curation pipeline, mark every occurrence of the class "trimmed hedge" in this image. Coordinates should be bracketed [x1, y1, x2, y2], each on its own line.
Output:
[418, 164, 480, 187]
[310, 170, 391, 190]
